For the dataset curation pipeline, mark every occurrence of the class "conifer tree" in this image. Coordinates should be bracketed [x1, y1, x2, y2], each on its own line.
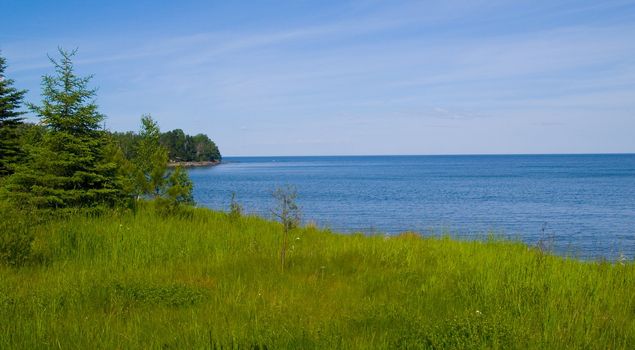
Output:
[135, 114, 169, 198]
[0, 53, 27, 178]
[165, 166, 194, 205]
[133, 115, 194, 208]
[6, 48, 122, 208]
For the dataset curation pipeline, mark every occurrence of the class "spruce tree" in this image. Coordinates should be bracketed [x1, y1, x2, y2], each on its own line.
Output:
[0, 53, 27, 178]
[6, 48, 122, 208]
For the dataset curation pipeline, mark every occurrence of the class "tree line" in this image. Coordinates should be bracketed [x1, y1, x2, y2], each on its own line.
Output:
[0, 48, 220, 211]
[112, 129, 220, 164]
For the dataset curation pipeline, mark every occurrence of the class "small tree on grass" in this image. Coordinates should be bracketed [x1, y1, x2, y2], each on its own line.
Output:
[271, 185, 301, 272]
[228, 191, 243, 221]
[135, 115, 168, 199]
[165, 166, 194, 204]
[132, 115, 194, 212]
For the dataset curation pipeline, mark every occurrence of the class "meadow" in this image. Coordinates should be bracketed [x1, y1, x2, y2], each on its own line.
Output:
[1, 204, 635, 349]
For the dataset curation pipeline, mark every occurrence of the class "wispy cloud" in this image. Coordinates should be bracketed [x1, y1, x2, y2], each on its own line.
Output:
[3, 0, 635, 155]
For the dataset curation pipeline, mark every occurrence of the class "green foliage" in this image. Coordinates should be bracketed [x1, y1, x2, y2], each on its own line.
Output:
[1, 206, 635, 348]
[112, 128, 221, 163]
[113, 282, 207, 307]
[160, 129, 221, 162]
[135, 115, 168, 198]
[272, 185, 301, 232]
[4, 48, 123, 208]
[0, 204, 33, 267]
[272, 185, 301, 271]
[102, 135, 137, 205]
[189, 133, 221, 162]
[1, 48, 207, 211]
[0, 52, 27, 177]
[228, 191, 243, 221]
[30, 48, 103, 133]
[165, 166, 194, 205]
[131, 115, 194, 207]
[110, 130, 138, 159]
[159, 128, 189, 161]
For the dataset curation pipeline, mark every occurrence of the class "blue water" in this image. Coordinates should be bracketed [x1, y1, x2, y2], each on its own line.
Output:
[189, 154, 635, 259]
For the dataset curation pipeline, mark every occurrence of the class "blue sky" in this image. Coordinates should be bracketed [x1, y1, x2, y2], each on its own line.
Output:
[2, 0, 634, 156]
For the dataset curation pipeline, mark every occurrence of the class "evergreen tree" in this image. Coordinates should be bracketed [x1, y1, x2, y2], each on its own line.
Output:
[165, 166, 194, 205]
[102, 135, 137, 203]
[6, 48, 122, 208]
[159, 129, 187, 161]
[113, 128, 221, 163]
[110, 131, 139, 159]
[0, 53, 27, 178]
[135, 115, 168, 198]
[133, 115, 194, 207]
[191, 133, 220, 161]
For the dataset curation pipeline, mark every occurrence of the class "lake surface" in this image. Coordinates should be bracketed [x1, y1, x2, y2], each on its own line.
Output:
[189, 154, 635, 259]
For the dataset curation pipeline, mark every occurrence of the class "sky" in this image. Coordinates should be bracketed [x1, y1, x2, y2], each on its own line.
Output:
[1, 0, 634, 156]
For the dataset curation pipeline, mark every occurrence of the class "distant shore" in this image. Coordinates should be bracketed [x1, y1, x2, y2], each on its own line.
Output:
[167, 160, 220, 168]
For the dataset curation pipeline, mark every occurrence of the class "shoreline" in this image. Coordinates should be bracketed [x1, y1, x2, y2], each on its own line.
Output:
[167, 160, 221, 168]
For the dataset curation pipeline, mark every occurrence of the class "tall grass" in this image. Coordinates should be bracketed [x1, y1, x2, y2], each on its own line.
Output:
[1, 203, 634, 349]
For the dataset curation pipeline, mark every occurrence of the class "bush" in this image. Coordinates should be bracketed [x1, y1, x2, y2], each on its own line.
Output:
[154, 197, 195, 219]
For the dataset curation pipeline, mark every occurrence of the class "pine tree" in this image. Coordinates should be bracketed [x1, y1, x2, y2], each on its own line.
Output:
[165, 166, 194, 205]
[135, 115, 169, 198]
[133, 115, 194, 209]
[0, 53, 27, 178]
[103, 135, 137, 202]
[6, 48, 122, 208]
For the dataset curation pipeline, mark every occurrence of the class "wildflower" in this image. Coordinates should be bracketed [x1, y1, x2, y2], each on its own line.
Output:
[476, 310, 482, 316]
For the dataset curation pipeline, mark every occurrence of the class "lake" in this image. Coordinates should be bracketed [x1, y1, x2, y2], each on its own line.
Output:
[189, 154, 635, 259]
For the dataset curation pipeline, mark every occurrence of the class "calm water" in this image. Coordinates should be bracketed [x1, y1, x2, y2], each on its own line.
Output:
[189, 154, 635, 259]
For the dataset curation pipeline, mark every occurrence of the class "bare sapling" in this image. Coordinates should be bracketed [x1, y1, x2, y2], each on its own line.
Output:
[271, 185, 301, 272]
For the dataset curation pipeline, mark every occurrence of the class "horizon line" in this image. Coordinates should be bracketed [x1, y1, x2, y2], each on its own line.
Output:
[221, 152, 635, 158]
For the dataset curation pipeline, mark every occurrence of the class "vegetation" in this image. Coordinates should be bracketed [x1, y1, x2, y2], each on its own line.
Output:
[1, 205, 635, 349]
[272, 185, 301, 272]
[228, 191, 243, 221]
[0, 53, 27, 178]
[160, 128, 221, 163]
[2, 48, 634, 349]
[0, 49, 206, 211]
[112, 128, 221, 164]
[5, 49, 122, 208]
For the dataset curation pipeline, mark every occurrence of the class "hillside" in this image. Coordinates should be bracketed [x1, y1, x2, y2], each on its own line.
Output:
[1, 204, 634, 349]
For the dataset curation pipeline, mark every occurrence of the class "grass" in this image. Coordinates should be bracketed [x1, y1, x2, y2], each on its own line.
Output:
[1, 204, 635, 349]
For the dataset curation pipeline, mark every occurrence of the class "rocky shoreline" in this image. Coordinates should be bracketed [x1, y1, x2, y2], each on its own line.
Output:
[167, 160, 221, 168]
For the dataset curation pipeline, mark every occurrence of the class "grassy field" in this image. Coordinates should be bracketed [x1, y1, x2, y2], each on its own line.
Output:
[1, 204, 635, 349]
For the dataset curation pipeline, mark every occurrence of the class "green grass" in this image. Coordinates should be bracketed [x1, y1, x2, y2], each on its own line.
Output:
[1, 204, 635, 349]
